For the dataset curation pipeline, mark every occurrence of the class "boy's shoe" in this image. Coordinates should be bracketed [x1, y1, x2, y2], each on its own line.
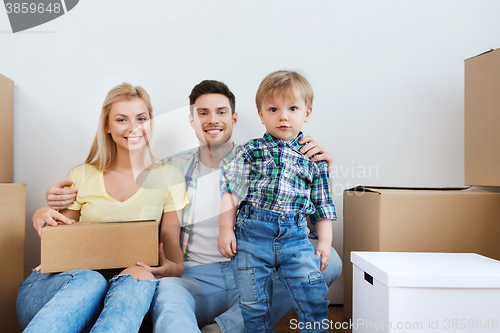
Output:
[201, 323, 222, 333]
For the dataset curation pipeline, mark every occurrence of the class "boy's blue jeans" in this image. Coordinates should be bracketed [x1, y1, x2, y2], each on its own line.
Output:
[17, 269, 157, 333]
[233, 204, 329, 333]
[151, 243, 341, 333]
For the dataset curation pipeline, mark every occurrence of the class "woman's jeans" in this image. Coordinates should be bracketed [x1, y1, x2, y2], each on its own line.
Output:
[233, 204, 329, 333]
[17, 269, 157, 333]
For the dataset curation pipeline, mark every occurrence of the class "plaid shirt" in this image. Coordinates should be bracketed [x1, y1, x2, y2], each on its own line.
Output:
[222, 132, 337, 224]
[164, 144, 238, 254]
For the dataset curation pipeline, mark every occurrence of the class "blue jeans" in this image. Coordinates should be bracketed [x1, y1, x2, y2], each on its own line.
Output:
[152, 235, 341, 333]
[233, 204, 329, 333]
[17, 269, 157, 333]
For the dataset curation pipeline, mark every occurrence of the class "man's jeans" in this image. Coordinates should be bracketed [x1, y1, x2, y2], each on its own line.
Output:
[17, 269, 157, 333]
[152, 234, 341, 333]
[233, 204, 329, 333]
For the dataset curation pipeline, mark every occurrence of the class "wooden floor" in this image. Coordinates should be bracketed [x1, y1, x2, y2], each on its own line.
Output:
[140, 305, 351, 332]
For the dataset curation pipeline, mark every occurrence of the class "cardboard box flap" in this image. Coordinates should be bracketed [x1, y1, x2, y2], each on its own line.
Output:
[465, 48, 498, 61]
[351, 252, 500, 289]
[345, 185, 469, 194]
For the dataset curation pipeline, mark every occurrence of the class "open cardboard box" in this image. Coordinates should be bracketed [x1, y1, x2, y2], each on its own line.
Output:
[41, 220, 159, 273]
[343, 186, 500, 319]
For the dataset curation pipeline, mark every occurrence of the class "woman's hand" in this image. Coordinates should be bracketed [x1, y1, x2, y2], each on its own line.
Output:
[299, 135, 333, 167]
[32, 207, 75, 239]
[137, 243, 183, 279]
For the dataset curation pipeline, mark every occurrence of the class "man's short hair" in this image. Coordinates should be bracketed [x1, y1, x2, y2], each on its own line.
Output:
[255, 70, 314, 109]
[189, 80, 236, 115]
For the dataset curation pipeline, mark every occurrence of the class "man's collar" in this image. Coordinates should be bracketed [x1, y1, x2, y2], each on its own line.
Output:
[263, 131, 304, 152]
[194, 142, 236, 168]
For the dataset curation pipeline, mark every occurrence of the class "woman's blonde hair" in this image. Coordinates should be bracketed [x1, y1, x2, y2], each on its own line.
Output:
[85, 83, 155, 170]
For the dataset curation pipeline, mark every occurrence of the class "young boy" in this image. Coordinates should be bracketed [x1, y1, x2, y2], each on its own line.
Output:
[217, 70, 336, 333]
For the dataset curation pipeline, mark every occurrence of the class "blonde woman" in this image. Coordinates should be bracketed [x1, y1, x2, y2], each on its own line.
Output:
[17, 83, 189, 333]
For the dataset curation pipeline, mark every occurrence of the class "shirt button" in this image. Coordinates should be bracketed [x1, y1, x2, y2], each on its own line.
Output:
[278, 200, 282, 204]
[281, 216, 286, 222]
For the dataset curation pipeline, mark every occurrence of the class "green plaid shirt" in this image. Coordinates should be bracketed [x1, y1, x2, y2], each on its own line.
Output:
[222, 132, 337, 224]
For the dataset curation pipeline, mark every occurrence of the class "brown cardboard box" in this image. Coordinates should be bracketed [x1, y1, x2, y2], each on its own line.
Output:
[343, 186, 500, 320]
[41, 220, 159, 273]
[0, 184, 26, 333]
[464, 48, 500, 186]
[0, 73, 14, 183]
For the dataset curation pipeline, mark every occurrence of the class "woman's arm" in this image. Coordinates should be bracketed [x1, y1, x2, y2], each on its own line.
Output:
[32, 207, 79, 240]
[137, 210, 184, 278]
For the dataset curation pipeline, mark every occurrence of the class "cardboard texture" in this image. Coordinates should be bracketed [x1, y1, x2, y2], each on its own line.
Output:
[343, 186, 500, 320]
[0, 73, 14, 183]
[41, 220, 159, 273]
[465, 48, 500, 186]
[0, 184, 26, 333]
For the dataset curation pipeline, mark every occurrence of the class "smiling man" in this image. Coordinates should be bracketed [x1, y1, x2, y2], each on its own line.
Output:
[45, 79, 342, 333]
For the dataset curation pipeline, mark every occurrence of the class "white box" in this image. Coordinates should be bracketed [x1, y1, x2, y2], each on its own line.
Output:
[351, 252, 500, 332]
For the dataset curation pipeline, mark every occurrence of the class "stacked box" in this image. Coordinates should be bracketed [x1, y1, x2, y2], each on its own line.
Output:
[0, 73, 25, 332]
[343, 186, 500, 319]
[465, 48, 500, 186]
[0, 184, 25, 333]
[0, 73, 14, 182]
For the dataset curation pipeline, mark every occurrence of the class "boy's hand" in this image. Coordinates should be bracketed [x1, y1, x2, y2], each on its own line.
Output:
[315, 240, 331, 271]
[218, 229, 237, 258]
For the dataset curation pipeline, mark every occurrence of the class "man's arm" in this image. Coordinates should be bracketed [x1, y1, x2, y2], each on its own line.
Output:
[46, 180, 78, 210]
[299, 135, 334, 167]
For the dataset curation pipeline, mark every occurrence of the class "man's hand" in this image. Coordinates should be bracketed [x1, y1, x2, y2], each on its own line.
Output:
[299, 135, 333, 166]
[137, 243, 183, 279]
[217, 228, 237, 258]
[33, 207, 74, 239]
[315, 240, 331, 272]
[46, 180, 78, 210]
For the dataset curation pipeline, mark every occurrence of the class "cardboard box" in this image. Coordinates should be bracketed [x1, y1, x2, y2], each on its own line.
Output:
[351, 252, 500, 333]
[0, 184, 26, 333]
[0, 73, 14, 183]
[465, 48, 500, 186]
[343, 186, 500, 319]
[41, 220, 159, 273]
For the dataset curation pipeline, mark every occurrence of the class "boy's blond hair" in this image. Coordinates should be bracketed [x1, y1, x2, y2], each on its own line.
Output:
[255, 70, 314, 109]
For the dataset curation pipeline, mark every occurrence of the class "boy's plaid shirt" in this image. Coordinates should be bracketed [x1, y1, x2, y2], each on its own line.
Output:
[163, 144, 238, 254]
[222, 131, 337, 224]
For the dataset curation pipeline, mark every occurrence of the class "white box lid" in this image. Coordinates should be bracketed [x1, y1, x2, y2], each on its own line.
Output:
[351, 252, 500, 288]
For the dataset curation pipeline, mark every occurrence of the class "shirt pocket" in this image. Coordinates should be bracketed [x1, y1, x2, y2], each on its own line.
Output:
[253, 154, 276, 177]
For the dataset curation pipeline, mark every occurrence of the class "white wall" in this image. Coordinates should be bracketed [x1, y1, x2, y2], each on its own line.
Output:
[1, 0, 500, 304]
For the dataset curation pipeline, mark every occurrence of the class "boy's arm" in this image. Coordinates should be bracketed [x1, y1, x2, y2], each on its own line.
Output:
[314, 218, 333, 271]
[218, 193, 239, 258]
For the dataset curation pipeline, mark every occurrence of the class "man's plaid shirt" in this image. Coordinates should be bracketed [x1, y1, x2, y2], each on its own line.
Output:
[222, 131, 337, 224]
